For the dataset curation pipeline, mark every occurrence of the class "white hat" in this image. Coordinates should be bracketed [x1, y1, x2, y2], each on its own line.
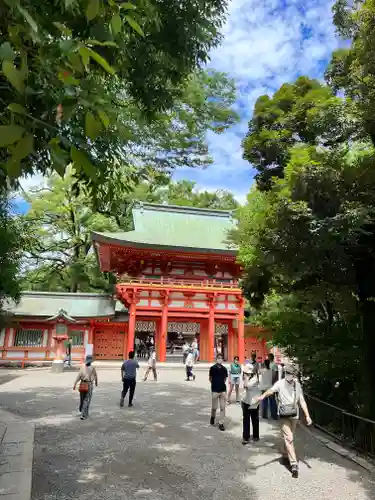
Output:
[242, 363, 254, 375]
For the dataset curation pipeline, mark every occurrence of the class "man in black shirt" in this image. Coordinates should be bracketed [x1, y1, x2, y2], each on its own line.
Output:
[209, 354, 228, 431]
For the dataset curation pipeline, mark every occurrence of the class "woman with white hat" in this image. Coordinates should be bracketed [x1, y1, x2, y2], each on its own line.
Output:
[73, 355, 98, 420]
[241, 362, 261, 444]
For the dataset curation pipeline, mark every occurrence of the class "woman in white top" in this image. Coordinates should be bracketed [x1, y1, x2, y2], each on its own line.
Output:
[73, 355, 98, 420]
[259, 359, 274, 419]
[241, 363, 261, 444]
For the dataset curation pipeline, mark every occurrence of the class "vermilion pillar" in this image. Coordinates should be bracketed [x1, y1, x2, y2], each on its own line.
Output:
[208, 298, 215, 362]
[159, 291, 169, 362]
[237, 302, 245, 363]
[160, 306, 168, 362]
[127, 302, 136, 358]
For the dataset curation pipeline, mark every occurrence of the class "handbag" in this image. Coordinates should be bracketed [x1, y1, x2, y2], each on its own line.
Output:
[278, 381, 298, 418]
[79, 381, 89, 393]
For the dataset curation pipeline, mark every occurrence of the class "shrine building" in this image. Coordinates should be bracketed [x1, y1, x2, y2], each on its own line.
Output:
[0, 203, 277, 365]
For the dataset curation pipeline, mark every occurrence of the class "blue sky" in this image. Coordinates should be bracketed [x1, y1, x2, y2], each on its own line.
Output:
[174, 0, 339, 202]
[19, 0, 339, 210]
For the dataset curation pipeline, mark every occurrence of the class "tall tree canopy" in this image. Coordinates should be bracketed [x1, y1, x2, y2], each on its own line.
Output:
[22, 173, 238, 293]
[242, 77, 357, 190]
[0, 0, 229, 189]
[238, 47, 375, 415]
[0, 190, 30, 318]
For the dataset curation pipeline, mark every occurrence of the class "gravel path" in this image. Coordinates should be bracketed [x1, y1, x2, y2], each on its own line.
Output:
[0, 368, 374, 500]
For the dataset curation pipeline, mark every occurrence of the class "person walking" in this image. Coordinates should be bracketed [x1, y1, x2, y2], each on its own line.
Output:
[120, 350, 139, 408]
[259, 359, 276, 418]
[241, 363, 261, 444]
[143, 348, 157, 381]
[73, 355, 98, 420]
[65, 336, 72, 367]
[185, 349, 195, 381]
[209, 353, 228, 431]
[182, 341, 189, 364]
[227, 355, 241, 404]
[256, 364, 312, 478]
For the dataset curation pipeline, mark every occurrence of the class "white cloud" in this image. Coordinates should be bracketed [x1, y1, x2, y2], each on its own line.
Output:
[185, 0, 341, 198]
[19, 0, 341, 204]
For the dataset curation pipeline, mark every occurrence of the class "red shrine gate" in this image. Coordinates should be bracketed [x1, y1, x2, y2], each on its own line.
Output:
[92, 202, 262, 363]
[116, 281, 245, 362]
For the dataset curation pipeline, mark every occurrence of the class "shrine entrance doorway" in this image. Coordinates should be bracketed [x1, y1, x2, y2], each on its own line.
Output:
[94, 326, 125, 360]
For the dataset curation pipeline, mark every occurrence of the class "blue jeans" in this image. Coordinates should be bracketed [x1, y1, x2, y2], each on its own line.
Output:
[261, 392, 278, 419]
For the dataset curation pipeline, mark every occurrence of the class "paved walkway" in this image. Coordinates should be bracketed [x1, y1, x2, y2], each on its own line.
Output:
[0, 368, 375, 500]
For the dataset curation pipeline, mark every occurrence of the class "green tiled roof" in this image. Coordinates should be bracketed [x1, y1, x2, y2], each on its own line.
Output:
[5, 292, 127, 318]
[92, 203, 237, 253]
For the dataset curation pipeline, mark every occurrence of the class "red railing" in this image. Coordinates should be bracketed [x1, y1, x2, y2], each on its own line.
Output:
[117, 276, 240, 289]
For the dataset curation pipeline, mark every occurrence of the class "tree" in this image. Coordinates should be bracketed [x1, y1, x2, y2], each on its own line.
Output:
[242, 76, 358, 190]
[0, 189, 30, 320]
[326, 0, 375, 146]
[0, 0, 229, 187]
[22, 173, 238, 292]
[234, 142, 375, 413]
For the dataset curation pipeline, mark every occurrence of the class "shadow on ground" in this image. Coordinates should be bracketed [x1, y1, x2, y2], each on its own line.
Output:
[1, 379, 375, 500]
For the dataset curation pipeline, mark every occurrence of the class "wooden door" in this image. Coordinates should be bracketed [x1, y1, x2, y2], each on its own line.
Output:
[94, 328, 124, 360]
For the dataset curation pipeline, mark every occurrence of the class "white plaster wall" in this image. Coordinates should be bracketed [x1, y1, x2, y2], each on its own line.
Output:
[43, 329, 49, 347]
[140, 291, 149, 297]
[169, 301, 185, 307]
[151, 300, 160, 307]
[193, 269, 206, 276]
[171, 268, 185, 274]
[228, 303, 238, 310]
[193, 302, 209, 309]
[27, 351, 45, 358]
[215, 303, 226, 310]
[6, 351, 23, 358]
[84, 330, 89, 347]
[138, 299, 149, 306]
[8, 328, 14, 347]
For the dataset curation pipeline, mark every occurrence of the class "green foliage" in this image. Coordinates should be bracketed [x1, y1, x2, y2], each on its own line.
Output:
[327, 0, 375, 145]
[0, 190, 31, 322]
[242, 76, 357, 190]
[22, 174, 238, 292]
[0, 0, 229, 187]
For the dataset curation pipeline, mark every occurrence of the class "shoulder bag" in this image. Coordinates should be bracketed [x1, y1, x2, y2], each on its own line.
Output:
[278, 381, 298, 418]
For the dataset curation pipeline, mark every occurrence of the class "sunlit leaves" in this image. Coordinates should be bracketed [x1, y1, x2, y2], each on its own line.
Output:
[124, 15, 144, 36]
[2, 61, 25, 93]
[0, 125, 25, 147]
[85, 111, 101, 140]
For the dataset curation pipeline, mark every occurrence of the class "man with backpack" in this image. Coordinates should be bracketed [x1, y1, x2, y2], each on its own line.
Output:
[256, 364, 312, 478]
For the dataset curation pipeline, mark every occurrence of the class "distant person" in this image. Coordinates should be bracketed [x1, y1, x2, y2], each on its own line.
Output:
[251, 352, 259, 373]
[256, 364, 312, 478]
[120, 351, 139, 408]
[241, 363, 261, 444]
[65, 337, 72, 367]
[182, 342, 189, 364]
[209, 354, 228, 431]
[185, 349, 195, 381]
[192, 337, 199, 362]
[144, 348, 157, 381]
[227, 355, 241, 404]
[73, 355, 98, 420]
[259, 359, 277, 419]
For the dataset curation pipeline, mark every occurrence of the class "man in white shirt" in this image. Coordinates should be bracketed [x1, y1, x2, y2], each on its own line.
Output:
[143, 348, 157, 381]
[256, 364, 312, 478]
[185, 349, 195, 381]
